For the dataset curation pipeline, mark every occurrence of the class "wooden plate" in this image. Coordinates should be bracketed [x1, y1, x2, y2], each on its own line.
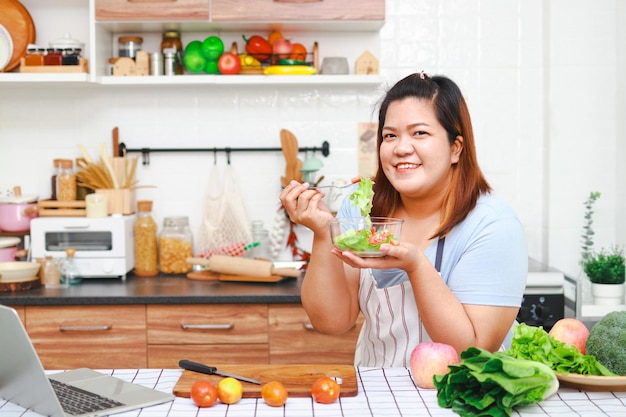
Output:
[0, 0, 36, 73]
[557, 373, 626, 391]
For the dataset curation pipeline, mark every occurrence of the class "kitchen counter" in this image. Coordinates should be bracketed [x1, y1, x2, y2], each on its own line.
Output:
[3, 367, 625, 417]
[0, 274, 303, 306]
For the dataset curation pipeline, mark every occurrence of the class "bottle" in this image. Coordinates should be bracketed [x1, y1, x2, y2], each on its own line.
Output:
[134, 200, 158, 276]
[161, 30, 183, 75]
[61, 248, 81, 285]
[42, 256, 64, 288]
[56, 159, 76, 201]
[158, 216, 193, 274]
[250, 220, 271, 260]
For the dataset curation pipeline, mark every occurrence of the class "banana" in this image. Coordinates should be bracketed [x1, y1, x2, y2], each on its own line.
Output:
[264, 65, 317, 75]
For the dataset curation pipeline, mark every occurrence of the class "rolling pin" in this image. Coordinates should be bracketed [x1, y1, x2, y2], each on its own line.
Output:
[186, 255, 302, 278]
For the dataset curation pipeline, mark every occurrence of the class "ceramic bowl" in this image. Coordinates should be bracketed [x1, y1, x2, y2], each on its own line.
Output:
[0, 261, 39, 280]
[330, 217, 403, 257]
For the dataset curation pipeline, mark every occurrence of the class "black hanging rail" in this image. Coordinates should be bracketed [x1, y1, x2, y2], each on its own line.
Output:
[118, 141, 330, 166]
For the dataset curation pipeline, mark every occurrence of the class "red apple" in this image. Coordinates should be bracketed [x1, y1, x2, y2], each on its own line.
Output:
[217, 52, 241, 75]
[548, 318, 590, 354]
[410, 342, 460, 389]
[272, 38, 293, 60]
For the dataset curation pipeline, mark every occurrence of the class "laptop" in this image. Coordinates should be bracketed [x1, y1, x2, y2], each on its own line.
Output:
[0, 305, 174, 417]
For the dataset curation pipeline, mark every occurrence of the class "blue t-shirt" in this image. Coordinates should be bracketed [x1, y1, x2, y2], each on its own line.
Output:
[337, 192, 528, 308]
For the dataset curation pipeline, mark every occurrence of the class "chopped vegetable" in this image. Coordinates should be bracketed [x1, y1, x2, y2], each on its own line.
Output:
[505, 323, 615, 376]
[333, 226, 395, 252]
[434, 347, 559, 417]
[349, 177, 374, 217]
[586, 310, 626, 375]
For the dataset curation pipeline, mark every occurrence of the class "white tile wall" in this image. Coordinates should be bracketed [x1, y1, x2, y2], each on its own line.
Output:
[1, 0, 624, 277]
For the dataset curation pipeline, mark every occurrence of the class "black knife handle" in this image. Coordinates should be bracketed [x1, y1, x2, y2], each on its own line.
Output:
[179, 359, 217, 375]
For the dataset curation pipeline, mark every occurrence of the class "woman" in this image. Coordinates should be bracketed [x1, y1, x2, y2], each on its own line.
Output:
[279, 72, 527, 367]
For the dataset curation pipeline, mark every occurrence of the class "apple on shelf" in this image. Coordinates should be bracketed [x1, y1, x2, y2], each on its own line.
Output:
[548, 318, 590, 354]
[410, 342, 460, 389]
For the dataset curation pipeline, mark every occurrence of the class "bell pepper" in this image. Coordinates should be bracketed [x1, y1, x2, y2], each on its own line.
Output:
[242, 34, 272, 62]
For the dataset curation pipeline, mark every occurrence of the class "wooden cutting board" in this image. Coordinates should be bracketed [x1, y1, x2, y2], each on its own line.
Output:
[186, 270, 294, 283]
[0, 275, 40, 292]
[173, 364, 357, 398]
[0, 0, 36, 72]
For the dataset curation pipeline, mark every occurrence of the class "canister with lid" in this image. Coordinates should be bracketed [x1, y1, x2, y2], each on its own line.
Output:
[158, 216, 193, 274]
[134, 200, 158, 276]
[56, 159, 76, 201]
[118, 36, 143, 59]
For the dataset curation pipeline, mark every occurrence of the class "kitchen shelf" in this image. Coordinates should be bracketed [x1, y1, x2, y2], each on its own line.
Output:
[97, 74, 382, 86]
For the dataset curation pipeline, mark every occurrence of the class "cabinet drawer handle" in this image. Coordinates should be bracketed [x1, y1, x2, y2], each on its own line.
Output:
[303, 323, 315, 330]
[181, 323, 234, 330]
[59, 324, 112, 332]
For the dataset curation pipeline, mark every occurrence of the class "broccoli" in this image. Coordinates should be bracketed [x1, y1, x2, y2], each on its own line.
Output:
[586, 310, 626, 375]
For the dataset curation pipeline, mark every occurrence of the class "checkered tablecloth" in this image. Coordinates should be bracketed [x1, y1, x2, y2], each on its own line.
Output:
[1, 367, 626, 416]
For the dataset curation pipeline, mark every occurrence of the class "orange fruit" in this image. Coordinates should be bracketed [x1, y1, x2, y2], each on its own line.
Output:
[261, 381, 288, 407]
[289, 43, 307, 61]
[217, 377, 243, 404]
[268, 30, 284, 46]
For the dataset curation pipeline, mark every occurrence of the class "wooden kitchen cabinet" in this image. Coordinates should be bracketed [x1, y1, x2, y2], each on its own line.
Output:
[25, 305, 147, 370]
[95, 0, 209, 21]
[212, 0, 384, 23]
[269, 305, 363, 364]
[146, 304, 269, 367]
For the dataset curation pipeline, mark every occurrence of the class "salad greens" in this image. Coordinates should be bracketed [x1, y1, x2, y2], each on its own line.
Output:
[505, 323, 615, 376]
[333, 178, 399, 253]
[434, 347, 559, 417]
[349, 177, 375, 217]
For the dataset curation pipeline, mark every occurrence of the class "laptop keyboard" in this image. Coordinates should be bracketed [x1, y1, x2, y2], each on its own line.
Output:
[49, 378, 126, 416]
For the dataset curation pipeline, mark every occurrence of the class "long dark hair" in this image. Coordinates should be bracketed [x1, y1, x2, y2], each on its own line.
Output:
[370, 73, 491, 238]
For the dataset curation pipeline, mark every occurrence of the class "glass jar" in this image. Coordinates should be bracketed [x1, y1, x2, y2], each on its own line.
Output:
[44, 48, 63, 66]
[61, 247, 81, 285]
[56, 159, 76, 201]
[158, 216, 193, 274]
[134, 200, 158, 276]
[118, 36, 143, 59]
[249, 220, 271, 260]
[62, 48, 82, 65]
[50, 158, 63, 200]
[42, 256, 64, 288]
[24, 45, 45, 66]
[161, 30, 183, 75]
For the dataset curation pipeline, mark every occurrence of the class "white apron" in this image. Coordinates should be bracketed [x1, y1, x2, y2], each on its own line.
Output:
[354, 239, 445, 367]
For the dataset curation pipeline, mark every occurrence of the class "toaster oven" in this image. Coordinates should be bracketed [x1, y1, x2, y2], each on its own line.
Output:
[30, 215, 135, 279]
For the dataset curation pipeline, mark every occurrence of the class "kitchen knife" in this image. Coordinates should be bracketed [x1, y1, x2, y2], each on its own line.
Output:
[178, 359, 261, 385]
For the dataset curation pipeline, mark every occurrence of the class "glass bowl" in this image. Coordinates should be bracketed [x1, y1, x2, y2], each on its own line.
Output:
[329, 217, 403, 257]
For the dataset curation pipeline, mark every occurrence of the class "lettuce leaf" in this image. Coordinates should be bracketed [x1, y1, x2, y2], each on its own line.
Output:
[505, 323, 615, 376]
[349, 178, 374, 217]
[434, 347, 559, 417]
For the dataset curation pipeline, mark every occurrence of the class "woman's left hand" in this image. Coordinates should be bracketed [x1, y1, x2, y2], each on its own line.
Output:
[331, 241, 423, 274]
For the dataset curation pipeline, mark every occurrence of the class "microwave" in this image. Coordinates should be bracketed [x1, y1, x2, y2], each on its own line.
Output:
[30, 215, 135, 279]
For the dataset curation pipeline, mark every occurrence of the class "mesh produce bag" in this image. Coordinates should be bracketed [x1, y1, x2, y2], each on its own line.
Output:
[197, 164, 252, 258]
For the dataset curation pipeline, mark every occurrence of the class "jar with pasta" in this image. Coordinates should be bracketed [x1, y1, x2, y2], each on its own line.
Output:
[158, 216, 193, 274]
[56, 159, 76, 201]
[134, 200, 158, 276]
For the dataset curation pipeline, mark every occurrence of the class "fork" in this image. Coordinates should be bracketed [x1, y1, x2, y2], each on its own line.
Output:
[312, 177, 361, 190]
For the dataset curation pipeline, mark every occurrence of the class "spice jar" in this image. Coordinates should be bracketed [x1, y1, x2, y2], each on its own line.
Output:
[50, 158, 63, 200]
[134, 200, 158, 276]
[161, 30, 183, 75]
[24, 45, 45, 66]
[44, 48, 63, 66]
[118, 36, 143, 59]
[56, 159, 76, 201]
[158, 216, 193, 274]
[62, 48, 82, 65]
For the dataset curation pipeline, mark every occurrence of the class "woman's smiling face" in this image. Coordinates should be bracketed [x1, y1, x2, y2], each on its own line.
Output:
[379, 97, 463, 198]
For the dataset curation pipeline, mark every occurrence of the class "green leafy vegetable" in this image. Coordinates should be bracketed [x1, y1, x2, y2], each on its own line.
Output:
[349, 178, 374, 217]
[434, 347, 558, 417]
[505, 323, 615, 376]
[333, 226, 395, 252]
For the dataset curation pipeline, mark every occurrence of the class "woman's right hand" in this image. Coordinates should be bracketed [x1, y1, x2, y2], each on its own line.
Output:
[279, 180, 334, 234]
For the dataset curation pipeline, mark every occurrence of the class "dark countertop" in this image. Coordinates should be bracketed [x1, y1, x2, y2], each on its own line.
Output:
[0, 274, 303, 306]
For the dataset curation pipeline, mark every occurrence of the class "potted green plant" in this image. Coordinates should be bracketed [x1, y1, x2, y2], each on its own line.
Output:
[579, 191, 626, 305]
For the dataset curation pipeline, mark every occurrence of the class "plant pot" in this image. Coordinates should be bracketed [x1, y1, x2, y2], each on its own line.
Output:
[591, 282, 625, 305]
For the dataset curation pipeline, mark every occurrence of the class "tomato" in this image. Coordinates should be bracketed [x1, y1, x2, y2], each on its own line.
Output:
[261, 380, 288, 407]
[190, 380, 218, 407]
[290, 43, 307, 61]
[311, 376, 340, 404]
[243, 34, 272, 61]
[217, 377, 243, 404]
[368, 230, 392, 245]
[217, 52, 241, 75]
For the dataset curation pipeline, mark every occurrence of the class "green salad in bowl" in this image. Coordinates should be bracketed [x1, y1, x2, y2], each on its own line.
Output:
[330, 178, 403, 257]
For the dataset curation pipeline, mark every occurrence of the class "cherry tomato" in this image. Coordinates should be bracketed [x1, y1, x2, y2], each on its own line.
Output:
[217, 377, 243, 404]
[311, 376, 340, 404]
[261, 380, 288, 407]
[190, 379, 218, 407]
[290, 43, 307, 61]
